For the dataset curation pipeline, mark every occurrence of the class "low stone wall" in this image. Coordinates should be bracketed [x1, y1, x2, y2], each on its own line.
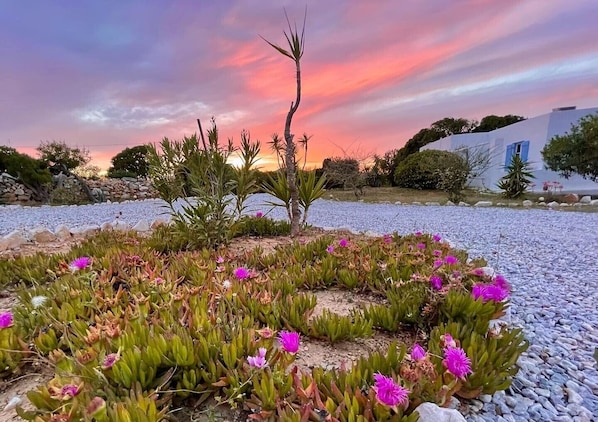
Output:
[0, 174, 159, 205]
[0, 173, 37, 203]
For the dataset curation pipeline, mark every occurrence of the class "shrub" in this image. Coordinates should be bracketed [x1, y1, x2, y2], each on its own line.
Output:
[394, 150, 465, 189]
[107, 145, 149, 178]
[497, 155, 535, 198]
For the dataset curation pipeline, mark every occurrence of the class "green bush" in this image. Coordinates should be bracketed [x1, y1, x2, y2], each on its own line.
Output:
[394, 150, 465, 189]
[0, 146, 52, 200]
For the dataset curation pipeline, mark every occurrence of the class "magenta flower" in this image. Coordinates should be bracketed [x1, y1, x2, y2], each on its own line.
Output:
[433, 249, 442, 257]
[102, 353, 119, 370]
[255, 211, 263, 218]
[383, 234, 392, 243]
[472, 268, 485, 276]
[216, 256, 225, 264]
[69, 256, 91, 272]
[432, 234, 442, 242]
[278, 331, 300, 354]
[443, 347, 472, 379]
[429, 275, 442, 290]
[373, 373, 410, 408]
[433, 259, 443, 268]
[472, 283, 510, 302]
[247, 348, 268, 368]
[339, 238, 348, 247]
[410, 344, 426, 361]
[444, 255, 458, 265]
[326, 245, 334, 253]
[0, 311, 13, 329]
[493, 274, 510, 290]
[60, 384, 81, 399]
[416, 243, 426, 249]
[233, 267, 250, 280]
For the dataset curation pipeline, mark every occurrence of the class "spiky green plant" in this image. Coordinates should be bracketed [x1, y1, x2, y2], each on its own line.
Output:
[497, 155, 535, 198]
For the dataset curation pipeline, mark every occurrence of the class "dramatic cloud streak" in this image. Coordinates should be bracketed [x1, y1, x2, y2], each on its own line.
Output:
[1, 0, 597, 171]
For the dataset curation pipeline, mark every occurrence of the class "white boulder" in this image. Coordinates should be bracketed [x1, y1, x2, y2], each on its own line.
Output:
[579, 195, 592, 204]
[111, 220, 131, 231]
[414, 402, 466, 422]
[474, 201, 493, 207]
[0, 231, 28, 251]
[29, 226, 56, 243]
[54, 225, 72, 240]
[132, 220, 151, 232]
[522, 200, 533, 207]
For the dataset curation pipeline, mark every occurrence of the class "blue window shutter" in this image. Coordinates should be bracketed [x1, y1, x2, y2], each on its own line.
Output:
[505, 144, 515, 167]
[521, 140, 530, 162]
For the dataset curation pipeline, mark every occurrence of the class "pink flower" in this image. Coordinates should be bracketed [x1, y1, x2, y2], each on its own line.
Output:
[410, 344, 426, 361]
[372, 373, 410, 408]
[383, 234, 392, 243]
[414, 231, 422, 237]
[216, 256, 225, 264]
[233, 267, 250, 280]
[432, 234, 442, 242]
[278, 331, 300, 354]
[444, 255, 458, 265]
[429, 275, 442, 290]
[416, 243, 426, 249]
[433, 259, 443, 268]
[69, 256, 91, 272]
[102, 353, 119, 370]
[326, 245, 334, 253]
[472, 283, 510, 302]
[493, 274, 510, 290]
[255, 211, 263, 218]
[472, 268, 485, 276]
[154, 277, 164, 284]
[443, 347, 472, 379]
[339, 238, 348, 247]
[0, 311, 13, 329]
[442, 334, 457, 349]
[60, 384, 81, 400]
[247, 348, 268, 368]
[433, 249, 442, 257]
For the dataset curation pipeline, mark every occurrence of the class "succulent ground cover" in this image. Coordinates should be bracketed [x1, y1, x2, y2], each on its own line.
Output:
[0, 225, 528, 421]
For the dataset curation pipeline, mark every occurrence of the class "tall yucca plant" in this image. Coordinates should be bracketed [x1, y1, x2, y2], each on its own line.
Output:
[261, 9, 306, 236]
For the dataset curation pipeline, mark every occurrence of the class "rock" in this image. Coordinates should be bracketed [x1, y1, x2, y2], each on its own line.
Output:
[425, 202, 440, 206]
[132, 220, 151, 232]
[394, 201, 402, 205]
[54, 225, 72, 240]
[559, 203, 570, 207]
[564, 387, 583, 405]
[412, 201, 422, 205]
[579, 195, 591, 204]
[100, 222, 113, 231]
[414, 402, 466, 422]
[14, 188, 25, 195]
[445, 200, 455, 206]
[538, 196, 545, 201]
[522, 200, 533, 207]
[458, 201, 470, 206]
[0, 230, 28, 251]
[508, 202, 519, 207]
[474, 201, 493, 207]
[111, 220, 131, 231]
[563, 193, 579, 203]
[496, 202, 507, 206]
[547, 201, 560, 207]
[80, 225, 101, 236]
[29, 226, 56, 243]
[538, 201, 546, 206]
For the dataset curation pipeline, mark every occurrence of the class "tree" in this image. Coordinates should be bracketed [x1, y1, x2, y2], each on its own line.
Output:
[322, 157, 361, 189]
[497, 155, 535, 198]
[394, 150, 465, 190]
[0, 146, 52, 201]
[37, 141, 90, 173]
[108, 145, 149, 178]
[262, 10, 307, 236]
[541, 113, 598, 182]
[472, 115, 525, 133]
[431, 117, 477, 137]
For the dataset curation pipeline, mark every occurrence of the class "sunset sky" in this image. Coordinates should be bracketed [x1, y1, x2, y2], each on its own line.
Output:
[1, 0, 597, 172]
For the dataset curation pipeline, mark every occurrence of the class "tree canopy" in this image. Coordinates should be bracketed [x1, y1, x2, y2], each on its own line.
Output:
[108, 145, 149, 178]
[471, 115, 525, 133]
[37, 141, 90, 173]
[541, 113, 598, 182]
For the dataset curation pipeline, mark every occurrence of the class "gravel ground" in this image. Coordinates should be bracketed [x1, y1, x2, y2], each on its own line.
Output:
[1, 195, 597, 421]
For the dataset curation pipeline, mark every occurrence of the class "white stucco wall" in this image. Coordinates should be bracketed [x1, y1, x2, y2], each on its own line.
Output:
[421, 107, 598, 193]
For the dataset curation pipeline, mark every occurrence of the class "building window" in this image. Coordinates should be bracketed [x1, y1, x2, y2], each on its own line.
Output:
[505, 140, 530, 168]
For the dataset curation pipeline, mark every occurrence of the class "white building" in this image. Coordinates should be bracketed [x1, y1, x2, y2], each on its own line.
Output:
[421, 107, 598, 194]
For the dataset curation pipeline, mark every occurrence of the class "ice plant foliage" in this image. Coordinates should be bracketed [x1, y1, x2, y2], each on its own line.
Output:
[410, 344, 426, 361]
[233, 267, 250, 280]
[443, 347, 473, 379]
[278, 331, 300, 354]
[372, 373, 410, 408]
[69, 256, 91, 272]
[247, 348, 268, 368]
[0, 311, 14, 328]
